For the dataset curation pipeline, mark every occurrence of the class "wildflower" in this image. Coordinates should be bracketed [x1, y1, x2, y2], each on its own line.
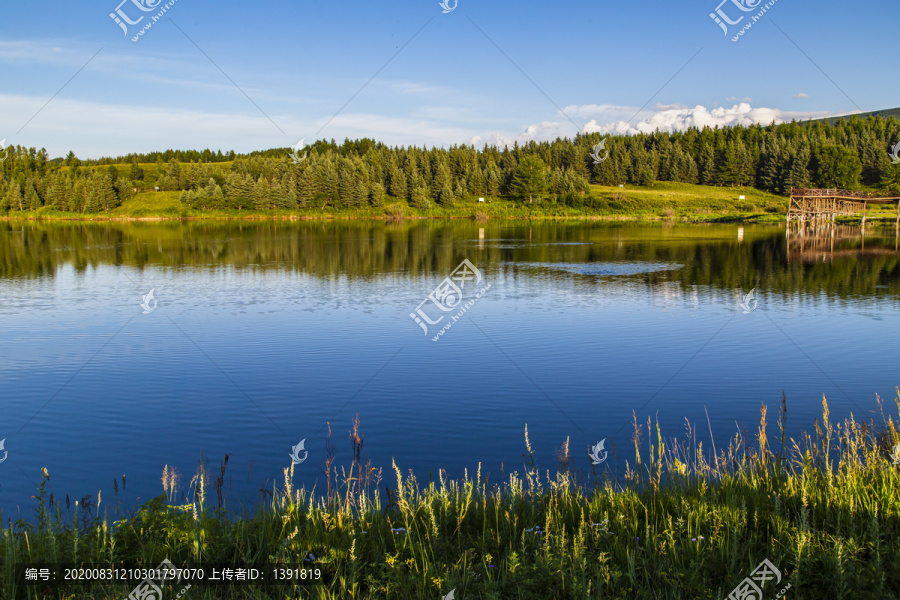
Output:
[391, 527, 407, 534]
[304, 552, 316, 562]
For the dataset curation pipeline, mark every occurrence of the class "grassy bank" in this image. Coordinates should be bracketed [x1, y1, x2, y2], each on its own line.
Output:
[0, 182, 806, 223]
[3, 393, 900, 599]
[7, 180, 899, 224]
[8, 181, 899, 224]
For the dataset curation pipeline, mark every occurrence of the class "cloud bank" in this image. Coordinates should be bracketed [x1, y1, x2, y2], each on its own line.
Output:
[469, 103, 842, 147]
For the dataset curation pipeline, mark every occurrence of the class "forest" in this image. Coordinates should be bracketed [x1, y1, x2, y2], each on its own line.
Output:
[2, 115, 899, 214]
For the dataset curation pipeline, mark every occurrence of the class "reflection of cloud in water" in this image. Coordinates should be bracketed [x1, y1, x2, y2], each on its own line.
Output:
[521, 262, 684, 276]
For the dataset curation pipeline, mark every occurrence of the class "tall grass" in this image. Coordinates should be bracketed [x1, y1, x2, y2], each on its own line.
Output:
[3, 394, 900, 599]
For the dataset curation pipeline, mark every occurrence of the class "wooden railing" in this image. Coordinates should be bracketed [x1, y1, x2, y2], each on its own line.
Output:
[791, 188, 900, 200]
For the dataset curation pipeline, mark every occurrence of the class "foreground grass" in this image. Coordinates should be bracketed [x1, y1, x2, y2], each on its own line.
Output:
[3, 394, 900, 599]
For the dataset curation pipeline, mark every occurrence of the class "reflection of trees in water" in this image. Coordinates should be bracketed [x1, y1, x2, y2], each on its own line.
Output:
[1, 221, 899, 299]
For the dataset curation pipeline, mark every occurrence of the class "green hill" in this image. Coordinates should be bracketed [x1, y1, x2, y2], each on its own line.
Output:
[816, 107, 900, 125]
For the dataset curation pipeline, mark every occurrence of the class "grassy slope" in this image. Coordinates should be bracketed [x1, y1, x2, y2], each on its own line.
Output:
[5, 180, 784, 221]
[8, 177, 899, 222]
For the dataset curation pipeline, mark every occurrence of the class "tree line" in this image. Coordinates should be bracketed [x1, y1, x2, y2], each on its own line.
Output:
[2, 115, 899, 214]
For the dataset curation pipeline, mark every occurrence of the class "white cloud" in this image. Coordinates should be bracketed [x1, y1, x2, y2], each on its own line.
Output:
[654, 103, 689, 111]
[581, 103, 836, 135]
[793, 92, 810, 98]
[467, 121, 573, 148]
[465, 103, 839, 147]
[558, 103, 635, 119]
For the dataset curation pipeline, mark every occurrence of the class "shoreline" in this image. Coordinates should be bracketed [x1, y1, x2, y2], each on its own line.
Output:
[3, 212, 897, 224]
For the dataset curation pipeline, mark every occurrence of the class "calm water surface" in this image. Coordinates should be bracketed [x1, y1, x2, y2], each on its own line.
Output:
[2, 220, 899, 516]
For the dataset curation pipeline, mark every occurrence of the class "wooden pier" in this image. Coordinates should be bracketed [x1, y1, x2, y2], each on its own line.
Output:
[787, 188, 900, 226]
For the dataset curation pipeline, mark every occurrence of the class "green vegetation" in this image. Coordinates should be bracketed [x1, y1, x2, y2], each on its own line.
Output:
[4, 181, 798, 222]
[3, 115, 900, 222]
[3, 393, 900, 599]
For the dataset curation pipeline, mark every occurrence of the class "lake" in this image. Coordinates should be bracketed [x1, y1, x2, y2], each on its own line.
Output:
[1, 219, 899, 516]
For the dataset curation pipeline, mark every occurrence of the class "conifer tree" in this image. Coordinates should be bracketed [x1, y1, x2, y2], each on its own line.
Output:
[253, 177, 271, 210]
[697, 143, 715, 186]
[6, 180, 23, 211]
[284, 175, 299, 209]
[24, 178, 42, 210]
[370, 182, 385, 207]
[411, 184, 431, 210]
[130, 159, 144, 183]
[509, 155, 547, 203]
[388, 165, 407, 199]
[484, 161, 501, 196]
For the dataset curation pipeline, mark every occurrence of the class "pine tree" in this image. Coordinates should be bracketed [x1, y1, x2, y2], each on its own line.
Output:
[431, 161, 452, 202]
[354, 182, 369, 208]
[130, 159, 144, 183]
[733, 138, 754, 186]
[788, 145, 812, 190]
[411, 184, 431, 210]
[229, 174, 254, 209]
[454, 181, 466, 202]
[631, 146, 656, 186]
[697, 143, 715, 185]
[164, 160, 183, 191]
[284, 175, 299, 209]
[508, 155, 547, 203]
[484, 161, 501, 196]
[270, 180, 287, 209]
[756, 139, 781, 193]
[0, 181, 9, 212]
[438, 182, 454, 207]
[388, 166, 407, 199]
[715, 142, 739, 186]
[70, 178, 86, 212]
[5, 180, 22, 211]
[656, 136, 676, 181]
[370, 181, 385, 207]
[882, 162, 900, 191]
[320, 158, 338, 204]
[296, 170, 314, 208]
[253, 177, 271, 210]
[84, 176, 103, 213]
[466, 167, 484, 196]
[224, 173, 241, 207]
[24, 178, 42, 210]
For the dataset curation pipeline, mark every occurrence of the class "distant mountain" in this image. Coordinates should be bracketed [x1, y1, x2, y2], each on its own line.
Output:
[817, 107, 900, 125]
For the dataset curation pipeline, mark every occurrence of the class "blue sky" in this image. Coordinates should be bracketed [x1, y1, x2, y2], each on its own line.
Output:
[0, 0, 896, 158]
